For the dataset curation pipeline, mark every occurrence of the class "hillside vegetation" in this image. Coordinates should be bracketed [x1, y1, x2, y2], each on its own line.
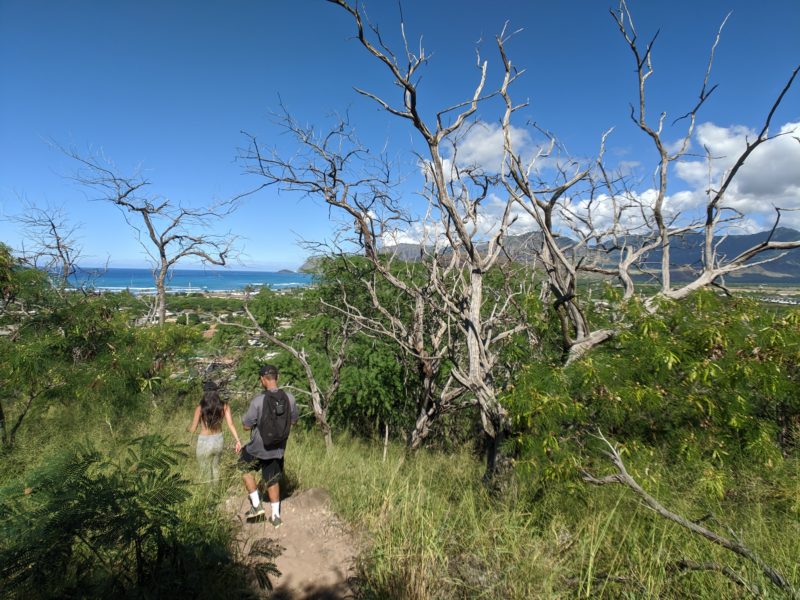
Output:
[1, 245, 798, 598]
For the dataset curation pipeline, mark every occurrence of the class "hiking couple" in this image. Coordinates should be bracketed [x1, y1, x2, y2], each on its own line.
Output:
[188, 364, 298, 526]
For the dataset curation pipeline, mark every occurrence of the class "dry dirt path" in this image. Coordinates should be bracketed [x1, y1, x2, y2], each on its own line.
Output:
[228, 488, 361, 599]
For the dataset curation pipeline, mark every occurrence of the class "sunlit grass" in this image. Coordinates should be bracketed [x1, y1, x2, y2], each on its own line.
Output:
[281, 429, 799, 599]
[4, 398, 797, 599]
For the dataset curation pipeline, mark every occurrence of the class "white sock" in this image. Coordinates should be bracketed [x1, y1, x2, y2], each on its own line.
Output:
[271, 502, 280, 518]
[249, 491, 261, 508]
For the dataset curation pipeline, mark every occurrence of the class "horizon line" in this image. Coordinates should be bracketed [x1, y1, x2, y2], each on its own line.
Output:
[73, 265, 306, 273]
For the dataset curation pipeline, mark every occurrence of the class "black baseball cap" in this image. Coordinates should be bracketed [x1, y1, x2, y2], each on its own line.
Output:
[259, 364, 279, 378]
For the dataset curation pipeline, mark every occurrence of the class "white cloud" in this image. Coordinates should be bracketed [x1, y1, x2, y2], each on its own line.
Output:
[673, 121, 800, 227]
[451, 121, 532, 173]
[383, 223, 423, 246]
[380, 191, 542, 247]
[381, 220, 443, 249]
[559, 190, 659, 237]
[474, 193, 538, 238]
[394, 120, 800, 247]
[419, 120, 543, 182]
[617, 160, 641, 175]
[585, 121, 800, 235]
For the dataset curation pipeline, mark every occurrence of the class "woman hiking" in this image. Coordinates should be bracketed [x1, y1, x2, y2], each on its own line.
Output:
[187, 381, 242, 483]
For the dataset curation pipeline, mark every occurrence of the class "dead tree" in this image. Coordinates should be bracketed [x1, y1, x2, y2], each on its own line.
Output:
[242, 4, 534, 475]
[67, 151, 237, 325]
[501, 119, 613, 364]
[503, 1, 800, 364]
[609, 2, 800, 307]
[582, 431, 798, 598]
[12, 200, 83, 289]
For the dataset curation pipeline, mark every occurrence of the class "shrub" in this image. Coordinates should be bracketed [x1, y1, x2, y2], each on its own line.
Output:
[0, 435, 255, 598]
[509, 291, 800, 488]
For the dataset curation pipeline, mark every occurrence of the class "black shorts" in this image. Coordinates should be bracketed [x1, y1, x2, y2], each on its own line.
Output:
[237, 446, 284, 486]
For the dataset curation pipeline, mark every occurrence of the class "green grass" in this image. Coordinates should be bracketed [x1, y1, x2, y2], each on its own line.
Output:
[3, 396, 798, 599]
[281, 429, 799, 599]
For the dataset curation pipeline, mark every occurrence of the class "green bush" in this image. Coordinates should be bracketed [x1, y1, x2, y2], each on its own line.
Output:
[508, 291, 800, 489]
[0, 435, 253, 599]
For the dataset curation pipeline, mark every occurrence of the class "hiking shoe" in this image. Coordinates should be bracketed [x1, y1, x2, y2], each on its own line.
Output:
[269, 515, 282, 528]
[245, 505, 265, 521]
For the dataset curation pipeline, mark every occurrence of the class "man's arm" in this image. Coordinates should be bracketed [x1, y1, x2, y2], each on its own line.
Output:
[242, 395, 261, 431]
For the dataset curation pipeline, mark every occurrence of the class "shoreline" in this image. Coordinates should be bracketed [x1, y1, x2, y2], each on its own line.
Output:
[71, 285, 312, 297]
[65, 267, 314, 296]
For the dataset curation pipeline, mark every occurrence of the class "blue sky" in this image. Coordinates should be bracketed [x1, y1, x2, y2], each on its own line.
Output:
[1, 0, 798, 270]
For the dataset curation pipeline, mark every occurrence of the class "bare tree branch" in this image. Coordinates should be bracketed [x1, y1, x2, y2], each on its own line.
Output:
[64, 149, 239, 324]
[215, 302, 358, 450]
[581, 431, 797, 597]
[11, 199, 83, 289]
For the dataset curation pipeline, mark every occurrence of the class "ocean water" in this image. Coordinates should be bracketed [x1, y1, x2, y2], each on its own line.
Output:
[70, 267, 313, 294]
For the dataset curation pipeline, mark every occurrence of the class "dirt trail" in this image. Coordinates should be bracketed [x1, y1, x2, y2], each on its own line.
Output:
[228, 488, 361, 599]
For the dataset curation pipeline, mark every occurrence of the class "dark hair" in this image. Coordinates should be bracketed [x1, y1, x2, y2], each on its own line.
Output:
[259, 364, 278, 379]
[199, 390, 224, 429]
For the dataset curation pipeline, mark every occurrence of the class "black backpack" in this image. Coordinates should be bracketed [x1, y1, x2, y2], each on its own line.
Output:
[258, 389, 291, 449]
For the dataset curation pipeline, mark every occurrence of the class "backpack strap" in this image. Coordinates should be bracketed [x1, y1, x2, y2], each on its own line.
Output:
[260, 392, 269, 420]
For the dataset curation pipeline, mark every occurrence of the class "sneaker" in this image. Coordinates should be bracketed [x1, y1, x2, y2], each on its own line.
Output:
[245, 505, 265, 521]
[269, 515, 282, 528]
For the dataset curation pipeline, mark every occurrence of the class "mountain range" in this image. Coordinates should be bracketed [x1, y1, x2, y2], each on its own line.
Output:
[620, 227, 800, 284]
[301, 228, 800, 285]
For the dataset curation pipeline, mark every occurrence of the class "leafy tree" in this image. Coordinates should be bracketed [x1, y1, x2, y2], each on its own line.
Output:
[509, 291, 800, 486]
[331, 334, 409, 437]
[0, 256, 198, 450]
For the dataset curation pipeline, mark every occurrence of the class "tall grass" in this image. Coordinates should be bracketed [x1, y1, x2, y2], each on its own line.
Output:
[4, 396, 796, 598]
[284, 430, 799, 599]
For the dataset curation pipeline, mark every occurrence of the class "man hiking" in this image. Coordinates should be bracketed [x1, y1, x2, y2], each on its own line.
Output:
[239, 364, 298, 525]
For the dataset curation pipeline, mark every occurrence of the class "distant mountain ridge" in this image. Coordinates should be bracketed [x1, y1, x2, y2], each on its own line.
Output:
[300, 228, 800, 284]
[602, 227, 800, 283]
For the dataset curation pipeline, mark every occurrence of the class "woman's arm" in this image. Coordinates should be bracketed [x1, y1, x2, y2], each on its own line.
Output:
[224, 404, 242, 452]
[187, 405, 201, 433]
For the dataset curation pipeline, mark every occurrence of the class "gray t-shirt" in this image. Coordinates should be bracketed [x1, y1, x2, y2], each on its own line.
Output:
[242, 389, 298, 459]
